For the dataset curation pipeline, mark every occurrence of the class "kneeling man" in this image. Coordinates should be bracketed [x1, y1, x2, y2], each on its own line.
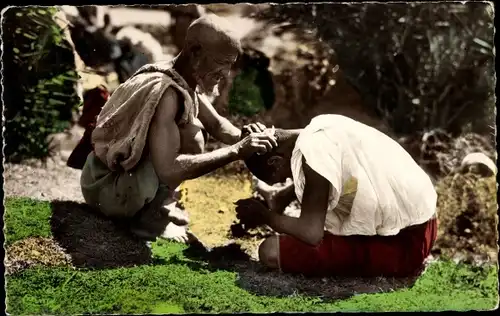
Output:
[80, 14, 277, 242]
[237, 114, 438, 278]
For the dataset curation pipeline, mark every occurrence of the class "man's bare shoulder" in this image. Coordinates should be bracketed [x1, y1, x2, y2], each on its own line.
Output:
[303, 157, 331, 189]
[154, 87, 181, 123]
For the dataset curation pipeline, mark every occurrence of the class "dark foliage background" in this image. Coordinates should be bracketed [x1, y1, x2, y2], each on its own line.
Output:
[257, 2, 495, 139]
[2, 7, 81, 162]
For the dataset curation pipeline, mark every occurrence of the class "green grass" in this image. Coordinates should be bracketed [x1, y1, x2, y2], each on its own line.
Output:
[4, 196, 499, 314]
[4, 197, 53, 246]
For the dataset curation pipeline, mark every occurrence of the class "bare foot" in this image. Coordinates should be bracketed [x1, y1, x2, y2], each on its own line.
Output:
[160, 203, 191, 243]
[160, 222, 190, 243]
[163, 205, 190, 226]
[162, 189, 190, 226]
[130, 202, 190, 242]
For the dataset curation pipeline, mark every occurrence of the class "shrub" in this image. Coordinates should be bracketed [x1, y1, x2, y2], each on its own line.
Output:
[228, 68, 266, 116]
[228, 48, 275, 117]
[2, 6, 81, 162]
[258, 2, 495, 139]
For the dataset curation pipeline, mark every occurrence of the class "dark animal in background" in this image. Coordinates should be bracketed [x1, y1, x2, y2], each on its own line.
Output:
[66, 11, 160, 84]
[67, 16, 121, 69]
[67, 85, 110, 170]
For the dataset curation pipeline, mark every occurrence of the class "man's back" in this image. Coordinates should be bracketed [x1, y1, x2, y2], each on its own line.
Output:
[291, 114, 437, 236]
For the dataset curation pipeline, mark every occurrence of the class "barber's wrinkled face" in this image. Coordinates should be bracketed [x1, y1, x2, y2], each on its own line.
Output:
[192, 49, 238, 97]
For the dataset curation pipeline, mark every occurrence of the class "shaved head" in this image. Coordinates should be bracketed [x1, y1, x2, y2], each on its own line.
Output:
[244, 129, 300, 184]
[176, 13, 241, 97]
[184, 14, 241, 61]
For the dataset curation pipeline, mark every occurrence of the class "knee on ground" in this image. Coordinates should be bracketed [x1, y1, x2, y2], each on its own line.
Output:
[259, 236, 279, 269]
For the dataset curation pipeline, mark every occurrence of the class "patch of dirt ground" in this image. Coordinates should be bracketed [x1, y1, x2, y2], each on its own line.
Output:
[3, 154, 85, 202]
[4, 237, 73, 275]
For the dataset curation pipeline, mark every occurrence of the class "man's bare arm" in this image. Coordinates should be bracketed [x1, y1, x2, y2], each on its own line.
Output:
[197, 93, 241, 145]
[149, 89, 277, 189]
[271, 183, 297, 214]
[257, 181, 297, 214]
[262, 162, 330, 245]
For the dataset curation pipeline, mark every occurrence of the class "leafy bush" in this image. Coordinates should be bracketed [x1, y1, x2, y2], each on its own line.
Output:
[228, 48, 275, 117]
[258, 2, 495, 138]
[228, 67, 268, 116]
[2, 7, 81, 162]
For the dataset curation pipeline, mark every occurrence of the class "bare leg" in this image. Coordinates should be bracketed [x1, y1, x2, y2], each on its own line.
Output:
[130, 184, 199, 244]
[158, 120, 207, 243]
[254, 179, 296, 214]
[159, 186, 191, 243]
[129, 187, 172, 241]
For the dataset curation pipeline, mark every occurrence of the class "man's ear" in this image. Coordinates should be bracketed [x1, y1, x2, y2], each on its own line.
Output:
[190, 43, 202, 61]
[268, 156, 284, 167]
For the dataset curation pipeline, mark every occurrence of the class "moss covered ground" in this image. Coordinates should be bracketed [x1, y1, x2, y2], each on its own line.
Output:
[3, 170, 499, 313]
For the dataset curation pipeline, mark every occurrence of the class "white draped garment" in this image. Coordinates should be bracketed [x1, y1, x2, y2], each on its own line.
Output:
[290, 114, 437, 236]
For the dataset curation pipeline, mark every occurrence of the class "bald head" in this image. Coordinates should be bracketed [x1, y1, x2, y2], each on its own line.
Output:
[244, 128, 300, 184]
[179, 13, 241, 96]
[184, 14, 241, 61]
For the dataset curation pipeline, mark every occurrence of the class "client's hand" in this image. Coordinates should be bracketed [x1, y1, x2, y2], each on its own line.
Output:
[234, 198, 269, 229]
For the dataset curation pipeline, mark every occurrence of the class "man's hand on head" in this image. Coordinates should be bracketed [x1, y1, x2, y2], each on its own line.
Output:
[241, 122, 267, 138]
[235, 131, 277, 158]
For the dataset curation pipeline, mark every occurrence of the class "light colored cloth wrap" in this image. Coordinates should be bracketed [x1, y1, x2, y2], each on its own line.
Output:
[291, 114, 437, 237]
[81, 151, 160, 217]
[81, 61, 197, 217]
[92, 61, 199, 172]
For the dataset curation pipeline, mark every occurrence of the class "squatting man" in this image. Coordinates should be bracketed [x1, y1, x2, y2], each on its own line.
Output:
[237, 114, 438, 278]
[80, 14, 278, 242]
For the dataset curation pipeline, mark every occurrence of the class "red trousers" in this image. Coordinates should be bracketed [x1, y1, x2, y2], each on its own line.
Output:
[278, 218, 438, 278]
